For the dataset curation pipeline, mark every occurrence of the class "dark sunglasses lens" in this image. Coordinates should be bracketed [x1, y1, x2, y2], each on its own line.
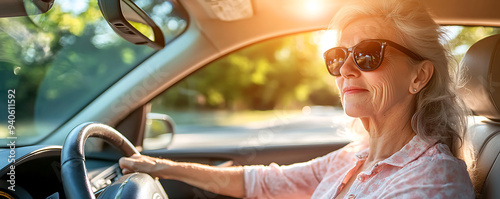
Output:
[325, 48, 346, 76]
[354, 41, 382, 71]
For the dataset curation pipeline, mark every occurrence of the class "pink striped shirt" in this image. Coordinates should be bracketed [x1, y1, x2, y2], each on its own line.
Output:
[244, 135, 474, 198]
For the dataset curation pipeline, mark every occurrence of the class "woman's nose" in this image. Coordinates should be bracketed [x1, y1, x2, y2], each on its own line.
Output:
[339, 53, 361, 78]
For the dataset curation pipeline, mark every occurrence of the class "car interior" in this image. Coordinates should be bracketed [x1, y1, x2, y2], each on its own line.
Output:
[0, 0, 499, 198]
[461, 34, 500, 198]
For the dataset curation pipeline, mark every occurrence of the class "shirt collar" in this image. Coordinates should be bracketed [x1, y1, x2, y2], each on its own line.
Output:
[353, 135, 437, 167]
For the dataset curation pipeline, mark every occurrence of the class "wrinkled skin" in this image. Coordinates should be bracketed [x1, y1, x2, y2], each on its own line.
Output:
[332, 17, 434, 199]
[334, 18, 431, 134]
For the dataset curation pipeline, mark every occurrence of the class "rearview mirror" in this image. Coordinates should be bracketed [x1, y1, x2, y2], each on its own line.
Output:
[0, 0, 54, 18]
[98, 0, 165, 50]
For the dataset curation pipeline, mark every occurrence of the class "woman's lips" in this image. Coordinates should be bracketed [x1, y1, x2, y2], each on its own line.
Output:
[343, 87, 368, 95]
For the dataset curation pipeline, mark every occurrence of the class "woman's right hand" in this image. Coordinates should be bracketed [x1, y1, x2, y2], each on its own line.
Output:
[119, 154, 245, 198]
[118, 154, 173, 179]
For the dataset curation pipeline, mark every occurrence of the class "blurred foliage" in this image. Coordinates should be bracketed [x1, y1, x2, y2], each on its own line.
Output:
[445, 26, 500, 61]
[152, 32, 342, 112]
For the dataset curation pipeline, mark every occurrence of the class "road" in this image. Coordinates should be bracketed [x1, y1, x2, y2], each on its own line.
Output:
[146, 106, 354, 149]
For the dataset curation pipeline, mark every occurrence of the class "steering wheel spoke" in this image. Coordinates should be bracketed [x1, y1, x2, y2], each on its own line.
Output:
[97, 173, 167, 199]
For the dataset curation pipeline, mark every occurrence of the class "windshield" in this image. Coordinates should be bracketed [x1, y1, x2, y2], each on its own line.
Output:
[0, 0, 187, 146]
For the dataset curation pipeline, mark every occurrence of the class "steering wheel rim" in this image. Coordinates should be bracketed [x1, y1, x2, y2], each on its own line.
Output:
[60, 122, 164, 199]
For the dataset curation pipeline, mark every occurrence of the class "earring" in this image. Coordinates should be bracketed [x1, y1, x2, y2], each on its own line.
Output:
[413, 89, 417, 92]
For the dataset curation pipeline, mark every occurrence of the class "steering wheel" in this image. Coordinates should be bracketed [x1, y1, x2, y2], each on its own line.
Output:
[60, 122, 168, 199]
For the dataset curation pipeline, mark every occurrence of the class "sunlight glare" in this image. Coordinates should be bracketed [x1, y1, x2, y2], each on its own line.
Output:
[318, 30, 339, 56]
[59, 0, 89, 15]
[305, 0, 321, 14]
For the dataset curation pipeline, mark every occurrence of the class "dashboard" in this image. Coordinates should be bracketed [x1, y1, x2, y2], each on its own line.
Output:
[0, 145, 120, 199]
[0, 144, 238, 199]
[0, 146, 63, 199]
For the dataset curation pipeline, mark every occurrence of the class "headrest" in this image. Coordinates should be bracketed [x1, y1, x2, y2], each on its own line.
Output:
[461, 34, 500, 121]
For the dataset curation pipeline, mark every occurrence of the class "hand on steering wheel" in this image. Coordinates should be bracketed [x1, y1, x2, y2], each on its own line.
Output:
[119, 154, 174, 179]
[60, 122, 168, 199]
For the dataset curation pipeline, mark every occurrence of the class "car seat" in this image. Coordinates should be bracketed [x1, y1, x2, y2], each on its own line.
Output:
[461, 34, 500, 198]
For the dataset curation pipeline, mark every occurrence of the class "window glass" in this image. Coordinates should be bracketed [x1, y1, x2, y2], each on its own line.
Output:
[145, 26, 500, 149]
[0, 0, 188, 146]
[147, 31, 347, 149]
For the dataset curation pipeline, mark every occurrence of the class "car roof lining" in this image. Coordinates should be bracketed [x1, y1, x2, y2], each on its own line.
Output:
[426, 0, 500, 27]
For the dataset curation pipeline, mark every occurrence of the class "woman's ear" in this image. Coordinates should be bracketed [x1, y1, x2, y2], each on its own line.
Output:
[409, 60, 434, 94]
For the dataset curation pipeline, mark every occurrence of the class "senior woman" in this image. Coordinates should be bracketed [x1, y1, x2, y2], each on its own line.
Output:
[119, 0, 474, 198]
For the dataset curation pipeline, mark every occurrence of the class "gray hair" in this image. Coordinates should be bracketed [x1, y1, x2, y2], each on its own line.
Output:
[329, 0, 471, 162]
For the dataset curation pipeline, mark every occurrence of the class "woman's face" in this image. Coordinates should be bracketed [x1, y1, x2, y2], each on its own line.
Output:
[335, 18, 415, 119]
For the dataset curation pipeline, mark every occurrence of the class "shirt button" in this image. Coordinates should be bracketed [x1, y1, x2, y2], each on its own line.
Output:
[348, 194, 356, 199]
[357, 176, 362, 181]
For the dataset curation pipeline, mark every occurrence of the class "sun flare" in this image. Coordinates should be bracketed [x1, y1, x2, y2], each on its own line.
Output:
[318, 30, 339, 56]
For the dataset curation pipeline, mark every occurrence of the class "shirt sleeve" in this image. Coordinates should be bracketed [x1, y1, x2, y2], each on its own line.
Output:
[243, 150, 339, 199]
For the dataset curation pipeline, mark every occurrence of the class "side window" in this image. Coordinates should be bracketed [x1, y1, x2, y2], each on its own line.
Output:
[143, 31, 349, 150]
[142, 26, 500, 150]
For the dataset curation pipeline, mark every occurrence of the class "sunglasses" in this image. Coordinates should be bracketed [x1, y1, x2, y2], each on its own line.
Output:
[323, 39, 425, 76]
